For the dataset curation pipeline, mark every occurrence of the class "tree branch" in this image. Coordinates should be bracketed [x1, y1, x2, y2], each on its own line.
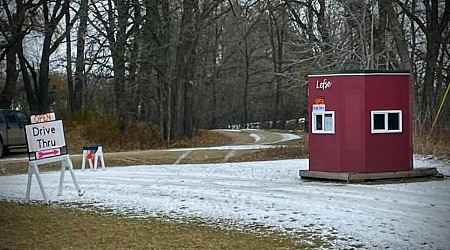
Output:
[395, 0, 428, 37]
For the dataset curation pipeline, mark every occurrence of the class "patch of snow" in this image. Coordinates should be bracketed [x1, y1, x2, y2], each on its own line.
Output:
[0, 157, 28, 162]
[166, 145, 276, 151]
[249, 133, 261, 143]
[1, 158, 449, 249]
[273, 133, 301, 144]
[414, 155, 450, 176]
[173, 150, 192, 165]
[216, 129, 242, 133]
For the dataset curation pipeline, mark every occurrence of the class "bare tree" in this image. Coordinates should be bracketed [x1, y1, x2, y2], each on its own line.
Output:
[225, 0, 267, 128]
[266, 0, 289, 128]
[3, 0, 445, 134]
[90, 0, 129, 119]
[396, 0, 450, 124]
[17, 0, 78, 113]
[0, 0, 41, 109]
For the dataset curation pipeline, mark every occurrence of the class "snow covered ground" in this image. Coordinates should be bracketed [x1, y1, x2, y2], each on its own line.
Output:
[1, 156, 449, 249]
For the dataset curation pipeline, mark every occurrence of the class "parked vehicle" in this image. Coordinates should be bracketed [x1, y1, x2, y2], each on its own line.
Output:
[0, 109, 30, 157]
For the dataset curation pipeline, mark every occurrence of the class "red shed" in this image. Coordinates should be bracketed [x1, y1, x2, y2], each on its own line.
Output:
[307, 70, 412, 173]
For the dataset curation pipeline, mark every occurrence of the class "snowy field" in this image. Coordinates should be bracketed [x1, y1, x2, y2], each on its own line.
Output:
[1, 156, 449, 249]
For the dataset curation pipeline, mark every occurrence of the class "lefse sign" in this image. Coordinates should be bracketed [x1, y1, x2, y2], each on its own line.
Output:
[25, 120, 66, 159]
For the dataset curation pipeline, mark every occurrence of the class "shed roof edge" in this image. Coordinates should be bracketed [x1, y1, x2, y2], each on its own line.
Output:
[309, 70, 410, 76]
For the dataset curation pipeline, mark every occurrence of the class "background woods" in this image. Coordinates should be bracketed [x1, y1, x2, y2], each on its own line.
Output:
[1, 0, 449, 142]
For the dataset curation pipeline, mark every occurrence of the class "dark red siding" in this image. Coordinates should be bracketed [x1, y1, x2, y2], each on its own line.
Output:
[308, 74, 341, 172]
[364, 74, 413, 172]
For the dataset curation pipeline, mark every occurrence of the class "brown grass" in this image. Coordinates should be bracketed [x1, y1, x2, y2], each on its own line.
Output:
[233, 139, 308, 162]
[413, 127, 450, 158]
[183, 150, 232, 164]
[0, 202, 320, 250]
[65, 113, 164, 152]
[167, 130, 231, 148]
[0, 129, 307, 176]
[63, 112, 232, 153]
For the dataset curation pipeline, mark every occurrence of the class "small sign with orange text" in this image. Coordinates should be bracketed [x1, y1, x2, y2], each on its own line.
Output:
[30, 113, 56, 124]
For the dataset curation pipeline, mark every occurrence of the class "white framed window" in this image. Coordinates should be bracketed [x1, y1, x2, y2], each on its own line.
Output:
[312, 111, 335, 134]
[371, 110, 402, 133]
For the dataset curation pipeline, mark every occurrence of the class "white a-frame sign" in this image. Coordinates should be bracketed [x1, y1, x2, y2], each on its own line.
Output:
[24, 113, 84, 202]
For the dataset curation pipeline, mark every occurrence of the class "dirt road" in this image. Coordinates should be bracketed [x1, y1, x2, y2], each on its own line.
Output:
[0, 129, 302, 175]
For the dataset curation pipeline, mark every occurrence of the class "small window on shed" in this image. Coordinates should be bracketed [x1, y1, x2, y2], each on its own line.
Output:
[388, 113, 400, 130]
[312, 111, 335, 134]
[315, 114, 323, 130]
[371, 110, 402, 133]
[373, 114, 385, 130]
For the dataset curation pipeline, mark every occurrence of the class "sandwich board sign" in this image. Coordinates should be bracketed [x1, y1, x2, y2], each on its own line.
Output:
[24, 113, 83, 202]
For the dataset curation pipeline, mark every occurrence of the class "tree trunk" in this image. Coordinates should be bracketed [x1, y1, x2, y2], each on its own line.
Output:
[0, 0, 28, 109]
[422, 37, 440, 118]
[211, 15, 220, 128]
[74, 0, 89, 111]
[18, 43, 39, 114]
[385, 0, 411, 70]
[128, 0, 141, 120]
[66, 1, 75, 113]
[112, 0, 128, 121]
[142, 0, 172, 142]
[162, 0, 172, 142]
[243, 37, 249, 128]
[0, 47, 18, 108]
[37, 33, 52, 113]
[173, 0, 198, 139]
[268, 3, 285, 129]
